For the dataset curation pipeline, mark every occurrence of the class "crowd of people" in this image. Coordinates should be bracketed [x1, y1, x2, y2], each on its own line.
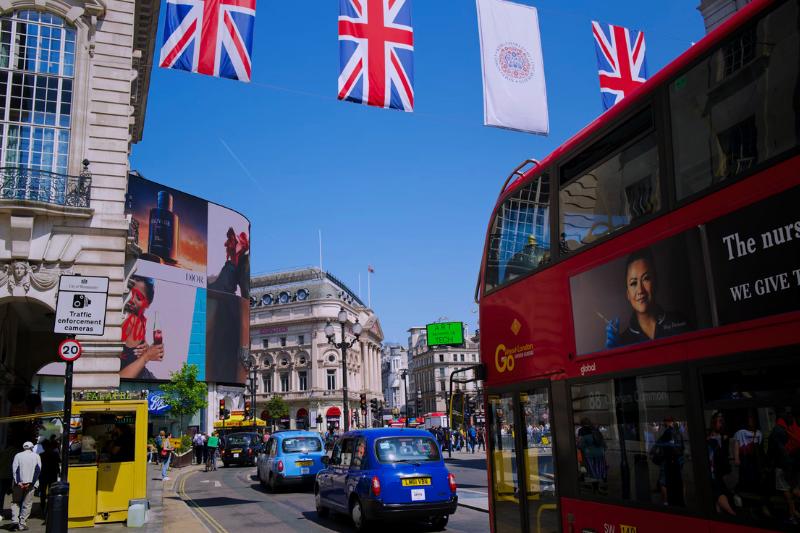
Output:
[428, 425, 485, 453]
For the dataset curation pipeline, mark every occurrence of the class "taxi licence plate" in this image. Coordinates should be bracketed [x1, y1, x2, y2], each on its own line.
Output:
[401, 478, 431, 487]
[231, 449, 242, 453]
[295, 460, 313, 466]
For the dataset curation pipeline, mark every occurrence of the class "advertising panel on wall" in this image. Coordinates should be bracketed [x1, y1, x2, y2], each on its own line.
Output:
[123, 173, 250, 384]
[569, 187, 800, 356]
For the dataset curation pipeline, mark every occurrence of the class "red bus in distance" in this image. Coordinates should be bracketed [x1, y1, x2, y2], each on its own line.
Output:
[476, 1, 800, 532]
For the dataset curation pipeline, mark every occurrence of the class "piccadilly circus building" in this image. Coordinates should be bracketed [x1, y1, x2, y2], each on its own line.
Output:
[249, 268, 384, 432]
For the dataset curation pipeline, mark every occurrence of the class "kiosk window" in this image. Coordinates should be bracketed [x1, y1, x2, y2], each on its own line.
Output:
[71, 411, 136, 464]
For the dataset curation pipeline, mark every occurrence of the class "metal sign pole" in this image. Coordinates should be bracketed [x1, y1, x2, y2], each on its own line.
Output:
[47, 359, 73, 533]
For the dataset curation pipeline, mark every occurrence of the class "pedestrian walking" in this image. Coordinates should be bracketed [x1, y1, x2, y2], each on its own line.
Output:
[468, 425, 477, 454]
[155, 431, 165, 463]
[477, 427, 486, 452]
[11, 441, 41, 531]
[161, 433, 174, 480]
[193, 432, 204, 465]
[38, 440, 59, 519]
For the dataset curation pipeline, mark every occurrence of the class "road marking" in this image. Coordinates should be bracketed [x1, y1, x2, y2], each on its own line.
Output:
[178, 471, 230, 533]
[215, 480, 222, 487]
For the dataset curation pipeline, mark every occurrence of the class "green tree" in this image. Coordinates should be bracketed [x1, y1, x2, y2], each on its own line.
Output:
[260, 396, 289, 429]
[160, 363, 208, 436]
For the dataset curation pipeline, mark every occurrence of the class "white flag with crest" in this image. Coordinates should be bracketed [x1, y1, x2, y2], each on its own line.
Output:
[476, 0, 549, 135]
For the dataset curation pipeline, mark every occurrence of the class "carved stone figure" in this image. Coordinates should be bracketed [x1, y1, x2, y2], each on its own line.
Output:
[0, 261, 69, 296]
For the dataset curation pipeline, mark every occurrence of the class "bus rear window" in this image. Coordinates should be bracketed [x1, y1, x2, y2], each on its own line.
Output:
[375, 436, 441, 463]
[282, 437, 322, 453]
[485, 174, 551, 292]
[670, 0, 800, 200]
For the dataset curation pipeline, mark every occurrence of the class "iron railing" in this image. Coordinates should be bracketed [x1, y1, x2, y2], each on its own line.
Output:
[0, 163, 92, 208]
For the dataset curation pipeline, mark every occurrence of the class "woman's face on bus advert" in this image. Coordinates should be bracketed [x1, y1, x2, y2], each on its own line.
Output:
[626, 258, 655, 315]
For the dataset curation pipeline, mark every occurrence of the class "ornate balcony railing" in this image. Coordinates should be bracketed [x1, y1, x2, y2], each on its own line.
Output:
[0, 163, 92, 208]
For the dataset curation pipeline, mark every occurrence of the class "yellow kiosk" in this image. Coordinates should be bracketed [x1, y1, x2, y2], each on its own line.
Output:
[67, 392, 148, 528]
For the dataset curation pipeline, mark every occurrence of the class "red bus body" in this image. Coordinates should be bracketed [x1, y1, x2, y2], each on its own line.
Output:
[478, 1, 800, 532]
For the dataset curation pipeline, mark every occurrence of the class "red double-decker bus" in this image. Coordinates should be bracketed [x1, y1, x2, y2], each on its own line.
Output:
[476, 1, 800, 532]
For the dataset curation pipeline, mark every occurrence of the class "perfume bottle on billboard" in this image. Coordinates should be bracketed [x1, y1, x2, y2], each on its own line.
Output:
[147, 190, 179, 264]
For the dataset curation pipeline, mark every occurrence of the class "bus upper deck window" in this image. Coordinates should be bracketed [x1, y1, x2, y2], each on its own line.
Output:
[670, 1, 800, 200]
[485, 173, 551, 292]
[559, 130, 660, 254]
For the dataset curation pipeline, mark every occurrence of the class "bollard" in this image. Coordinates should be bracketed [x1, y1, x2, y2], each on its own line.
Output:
[45, 481, 69, 533]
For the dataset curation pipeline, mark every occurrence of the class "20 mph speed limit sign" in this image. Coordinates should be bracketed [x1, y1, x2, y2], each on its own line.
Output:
[58, 339, 82, 362]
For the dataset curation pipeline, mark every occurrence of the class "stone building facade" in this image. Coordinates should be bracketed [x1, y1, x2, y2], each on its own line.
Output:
[407, 325, 481, 415]
[0, 0, 159, 407]
[380, 342, 408, 415]
[247, 268, 384, 431]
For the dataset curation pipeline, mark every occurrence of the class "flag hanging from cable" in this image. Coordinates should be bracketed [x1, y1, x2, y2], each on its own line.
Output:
[476, 0, 549, 135]
[338, 0, 415, 111]
[592, 21, 647, 110]
[159, 0, 257, 82]
[368, 265, 374, 273]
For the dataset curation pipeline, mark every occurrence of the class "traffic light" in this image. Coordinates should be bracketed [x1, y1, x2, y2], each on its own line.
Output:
[369, 398, 379, 412]
[219, 399, 225, 419]
[360, 393, 367, 411]
[244, 399, 251, 419]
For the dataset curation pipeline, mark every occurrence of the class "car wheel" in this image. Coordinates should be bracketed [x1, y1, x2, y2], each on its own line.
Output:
[350, 497, 370, 533]
[222, 461, 229, 468]
[430, 515, 449, 531]
[269, 473, 279, 493]
[315, 486, 329, 517]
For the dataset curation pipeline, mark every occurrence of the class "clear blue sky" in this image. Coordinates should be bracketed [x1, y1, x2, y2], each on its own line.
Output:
[130, 1, 705, 344]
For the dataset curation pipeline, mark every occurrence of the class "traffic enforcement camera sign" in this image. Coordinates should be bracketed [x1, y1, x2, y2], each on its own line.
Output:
[54, 275, 109, 336]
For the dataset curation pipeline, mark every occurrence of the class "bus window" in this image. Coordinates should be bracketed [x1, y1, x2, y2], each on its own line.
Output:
[700, 361, 800, 528]
[485, 174, 551, 291]
[488, 394, 522, 533]
[559, 132, 660, 254]
[571, 372, 695, 510]
[670, 0, 800, 200]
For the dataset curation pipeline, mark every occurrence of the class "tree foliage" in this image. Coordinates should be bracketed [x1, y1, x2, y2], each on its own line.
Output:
[160, 363, 207, 434]
[261, 395, 289, 420]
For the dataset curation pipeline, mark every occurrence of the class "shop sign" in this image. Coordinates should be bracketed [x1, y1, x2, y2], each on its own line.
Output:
[147, 392, 170, 415]
[73, 390, 145, 401]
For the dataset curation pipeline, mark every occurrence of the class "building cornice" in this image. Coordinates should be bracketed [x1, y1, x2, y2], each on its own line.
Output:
[130, 0, 160, 144]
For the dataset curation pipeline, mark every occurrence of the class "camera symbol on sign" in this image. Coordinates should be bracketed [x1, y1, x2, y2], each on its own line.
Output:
[72, 294, 91, 308]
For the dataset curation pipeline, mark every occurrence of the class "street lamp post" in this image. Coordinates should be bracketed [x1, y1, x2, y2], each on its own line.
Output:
[400, 369, 409, 427]
[325, 307, 362, 432]
[240, 348, 257, 429]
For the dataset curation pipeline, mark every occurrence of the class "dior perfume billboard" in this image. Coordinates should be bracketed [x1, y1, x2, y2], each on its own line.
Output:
[122, 173, 250, 384]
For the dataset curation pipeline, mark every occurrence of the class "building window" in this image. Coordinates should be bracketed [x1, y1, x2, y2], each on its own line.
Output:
[262, 373, 272, 393]
[439, 354, 444, 362]
[472, 354, 477, 362]
[280, 337, 286, 347]
[298, 371, 307, 391]
[298, 335, 304, 345]
[453, 354, 457, 362]
[440, 381, 446, 392]
[460, 354, 465, 362]
[0, 11, 75, 174]
[326, 369, 336, 390]
[261, 338, 269, 348]
[280, 373, 289, 392]
[439, 368, 445, 377]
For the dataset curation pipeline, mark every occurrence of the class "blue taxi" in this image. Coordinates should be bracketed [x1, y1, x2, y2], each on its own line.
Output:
[314, 428, 457, 532]
[256, 430, 326, 491]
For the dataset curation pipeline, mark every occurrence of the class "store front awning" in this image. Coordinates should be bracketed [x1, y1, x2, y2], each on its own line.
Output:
[213, 415, 266, 428]
[326, 407, 341, 417]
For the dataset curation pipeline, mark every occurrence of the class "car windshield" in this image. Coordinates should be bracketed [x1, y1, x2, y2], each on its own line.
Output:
[226, 435, 253, 446]
[282, 437, 322, 453]
[375, 436, 441, 463]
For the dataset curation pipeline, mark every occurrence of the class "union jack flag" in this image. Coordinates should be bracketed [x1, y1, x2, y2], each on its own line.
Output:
[159, 0, 256, 83]
[338, 0, 414, 112]
[591, 21, 647, 110]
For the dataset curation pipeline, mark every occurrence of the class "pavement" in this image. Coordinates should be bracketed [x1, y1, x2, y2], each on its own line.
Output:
[0, 451, 489, 532]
